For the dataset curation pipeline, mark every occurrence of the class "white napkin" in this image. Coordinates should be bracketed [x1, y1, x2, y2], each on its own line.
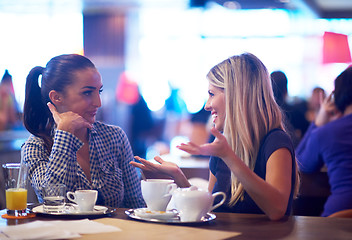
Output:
[0, 219, 121, 240]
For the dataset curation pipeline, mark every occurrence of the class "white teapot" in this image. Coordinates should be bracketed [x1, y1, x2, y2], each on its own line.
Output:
[172, 186, 226, 222]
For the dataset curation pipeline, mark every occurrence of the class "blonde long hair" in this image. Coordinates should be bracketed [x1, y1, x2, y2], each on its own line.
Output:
[207, 53, 286, 206]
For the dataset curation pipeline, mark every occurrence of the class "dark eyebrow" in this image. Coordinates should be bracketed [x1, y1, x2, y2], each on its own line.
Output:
[81, 85, 103, 90]
[82, 86, 96, 90]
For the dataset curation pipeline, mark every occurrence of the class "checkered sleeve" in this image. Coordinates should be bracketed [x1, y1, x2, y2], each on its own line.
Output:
[22, 130, 83, 202]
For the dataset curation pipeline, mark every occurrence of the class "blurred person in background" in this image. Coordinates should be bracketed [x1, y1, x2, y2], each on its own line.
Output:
[0, 69, 21, 130]
[305, 87, 326, 123]
[22, 54, 145, 208]
[270, 70, 309, 147]
[296, 66, 352, 217]
[188, 106, 211, 146]
[129, 90, 154, 159]
[115, 72, 155, 159]
[132, 53, 298, 221]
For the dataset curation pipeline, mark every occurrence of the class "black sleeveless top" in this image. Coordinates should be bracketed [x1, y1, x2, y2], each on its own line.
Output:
[210, 129, 296, 215]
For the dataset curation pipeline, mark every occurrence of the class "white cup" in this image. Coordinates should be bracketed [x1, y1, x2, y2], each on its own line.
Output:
[141, 179, 177, 211]
[66, 190, 98, 212]
[173, 187, 226, 222]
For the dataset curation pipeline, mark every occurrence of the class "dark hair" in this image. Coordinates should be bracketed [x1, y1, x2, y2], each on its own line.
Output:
[334, 66, 352, 113]
[270, 71, 288, 106]
[23, 54, 96, 152]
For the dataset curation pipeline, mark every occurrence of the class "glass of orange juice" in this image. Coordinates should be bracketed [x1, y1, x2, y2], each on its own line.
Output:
[2, 163, 28, 216]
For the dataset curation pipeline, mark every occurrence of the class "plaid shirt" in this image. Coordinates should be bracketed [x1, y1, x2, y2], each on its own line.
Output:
[22, 121, 145, 208]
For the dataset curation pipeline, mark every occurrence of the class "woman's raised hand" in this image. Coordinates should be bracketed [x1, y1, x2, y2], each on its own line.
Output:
[177, 127, 233, 159]
[131, 156, 179, 176]
[130, 156, 191, 188]
[315, 92, 342, 126]
[47, 102, 92, 134]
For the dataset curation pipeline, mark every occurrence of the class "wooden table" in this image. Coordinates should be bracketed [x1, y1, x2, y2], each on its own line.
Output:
[1, 208, 351, 239]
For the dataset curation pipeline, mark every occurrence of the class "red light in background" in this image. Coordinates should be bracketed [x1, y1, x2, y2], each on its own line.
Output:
[323, 32, 352, 64]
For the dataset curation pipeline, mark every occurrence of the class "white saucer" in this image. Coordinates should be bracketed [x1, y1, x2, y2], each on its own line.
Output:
[32, 204, 109, 216]
[125, 209, 216, 224]
[133, 208, 178, 220]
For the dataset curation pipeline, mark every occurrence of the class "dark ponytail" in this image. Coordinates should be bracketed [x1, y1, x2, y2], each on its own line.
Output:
[23, 66, 54, 152]
[23, 54, 96, 153]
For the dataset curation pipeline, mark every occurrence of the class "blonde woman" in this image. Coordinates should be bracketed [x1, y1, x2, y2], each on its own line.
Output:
[131, 53, 297, 220]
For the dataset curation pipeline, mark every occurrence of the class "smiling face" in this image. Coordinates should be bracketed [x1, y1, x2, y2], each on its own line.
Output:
[56, 68, 103, 124]
[204, 83, 226, 131]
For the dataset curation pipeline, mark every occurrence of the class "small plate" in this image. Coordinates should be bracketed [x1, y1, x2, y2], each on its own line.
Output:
[133, 208, 178, 220]
[125, 209, 216, 224]
[30, 204, 114, 218]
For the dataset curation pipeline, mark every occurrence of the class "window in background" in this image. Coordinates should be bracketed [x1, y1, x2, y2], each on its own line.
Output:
[0, 11, 83, 110]
[127, 5, 352, 114]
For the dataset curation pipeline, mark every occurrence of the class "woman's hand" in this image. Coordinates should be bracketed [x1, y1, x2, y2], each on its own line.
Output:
[47, 102, 92, 135]
[130, 156, 190, 188]
[131, 156, 179, 176]
[315, 92, 342, 126]
[177, 127, 233, 159]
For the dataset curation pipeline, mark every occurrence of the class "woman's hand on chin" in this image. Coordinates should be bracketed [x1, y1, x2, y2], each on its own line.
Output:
[47, 102, 92, 134]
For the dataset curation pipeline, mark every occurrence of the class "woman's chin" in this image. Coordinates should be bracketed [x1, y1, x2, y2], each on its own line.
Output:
[85, 116, 96, 125]
[214, 124, 224, 132]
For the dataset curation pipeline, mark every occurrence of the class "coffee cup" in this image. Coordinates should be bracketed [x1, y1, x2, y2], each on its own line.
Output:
[66, 190, 98, 212]
[173, 187, 226, 222]
[141, 179, 177, 211]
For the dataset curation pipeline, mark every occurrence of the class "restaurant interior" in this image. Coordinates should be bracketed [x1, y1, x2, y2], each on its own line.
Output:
[0, 0, 352, 220]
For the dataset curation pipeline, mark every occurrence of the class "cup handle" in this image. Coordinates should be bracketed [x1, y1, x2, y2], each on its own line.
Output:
[164, 183, 177, 198]
[66, 191, 76, 203]
[210, 192, 226, 211]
